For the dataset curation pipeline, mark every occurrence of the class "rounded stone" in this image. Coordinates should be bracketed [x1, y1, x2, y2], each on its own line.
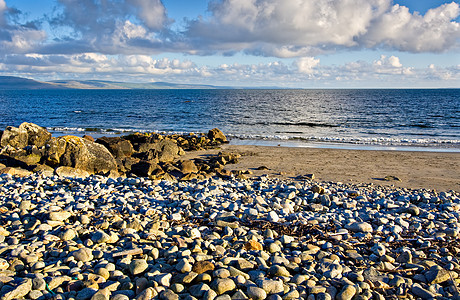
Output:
[60, 228, 76, 241]
[211, 278, 236, 295]
[336, 285, 356, 300]
[346, 222, 373, 233]
[268, 265, 290, 277]
[72, 248, 94, 262]
[129, 259, 149, 275]
[247, 286, 267, 300]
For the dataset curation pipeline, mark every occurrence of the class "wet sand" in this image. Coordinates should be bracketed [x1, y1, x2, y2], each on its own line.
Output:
[183, 144, 460, 191]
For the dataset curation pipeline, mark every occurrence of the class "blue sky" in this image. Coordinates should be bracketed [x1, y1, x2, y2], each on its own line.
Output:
[0, 0, 459, 88]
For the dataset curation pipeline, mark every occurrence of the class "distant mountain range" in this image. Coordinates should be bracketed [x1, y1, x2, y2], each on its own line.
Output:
[0, 76, 238, 90]
[0, 76, 63, 90]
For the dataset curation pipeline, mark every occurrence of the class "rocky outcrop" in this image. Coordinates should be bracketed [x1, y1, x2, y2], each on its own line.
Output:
[0, 122, 235, 180]
[44, 136, 118, 175]
[0, 123, 51, 149]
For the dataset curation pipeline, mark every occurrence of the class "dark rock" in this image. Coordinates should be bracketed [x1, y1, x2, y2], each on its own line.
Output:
[121, 156, 140, 173]
[133, 148, 160, 163]
[131, 160, 160, 177]
[130, 139, 183, 164]
[96, 137, 134, 158]
[82, 135, 95, 142]
[208, 128, 228, 143]
[424, 265, 451, 284]
[179, 160, 198, 174]
[0, 154, 30, 169]
[18, 122, 51, 147]
[362, 268, 386, 283]
[137, 142, 159, 153]
[12, 152, 41, 166]
[123, 133, 160, 151]
[44, 136, 117, 174]
[156, 139, 184, 163]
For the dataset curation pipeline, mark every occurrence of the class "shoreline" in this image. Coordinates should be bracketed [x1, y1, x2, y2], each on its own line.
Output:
[229, 139, 460, 153]
[48, 130, 460, 153]
[182, 144, 460, 192]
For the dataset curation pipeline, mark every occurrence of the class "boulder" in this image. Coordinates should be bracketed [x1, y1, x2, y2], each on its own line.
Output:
[96, 136, 134, 158]
[156, 139, 184, 163]
[82, 135, 95, 142]
[133, 148, 159, 164]
[33, 164, 54, 176]
[208, 128, 228, 143]
[55, 166, 91, 178]
[179, 160, 198, 174]
[124, 133, 160, 151]
[0, 145, 44, 168]
[0, 126, 28, 148]
[15, 152, 41, 165]
[131, 160, 160, 177]
[45, 136, 117, 175]
[133, 139, 184, 163]
[0, 167, 33, 177]
[18, 122, 51, 147]
[120, 156, 140, 174]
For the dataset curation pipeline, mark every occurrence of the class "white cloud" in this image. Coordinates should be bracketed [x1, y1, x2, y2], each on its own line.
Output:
[363, 2, 460, 52]
[116, 20, 148, 40]
[2, 0, 459, 58]
[295, 57, 320, 74]
[372, 55, 413, 75]
[127, 0, 168, 30]
[41, 0, 169, 54]
[185, 0, 460, 57]
[424, 63, 457, 80]
[0, 53, 199, 78]
[186, 0, 390, 56]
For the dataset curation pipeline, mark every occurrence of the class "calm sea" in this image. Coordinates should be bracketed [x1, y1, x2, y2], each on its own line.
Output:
[1, 89, 459, 151]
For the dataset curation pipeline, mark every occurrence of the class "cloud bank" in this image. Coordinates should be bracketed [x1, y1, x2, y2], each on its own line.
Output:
[1, 52, 457, 87]
[186, 0, 460, 56]
[0, 0, 459, 57]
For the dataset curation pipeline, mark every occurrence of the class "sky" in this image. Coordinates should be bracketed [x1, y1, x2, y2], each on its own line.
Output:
[0, 0, 459, 88]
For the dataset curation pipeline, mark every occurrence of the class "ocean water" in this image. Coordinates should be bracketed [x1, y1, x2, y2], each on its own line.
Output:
[0, 89, 459, 151]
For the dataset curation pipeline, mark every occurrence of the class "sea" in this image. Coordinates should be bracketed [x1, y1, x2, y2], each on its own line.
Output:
[0, 89, 459, 152]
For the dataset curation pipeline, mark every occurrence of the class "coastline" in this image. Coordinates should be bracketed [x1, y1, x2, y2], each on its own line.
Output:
[182, 143, 460, 192]
[1, 125, 460, 299]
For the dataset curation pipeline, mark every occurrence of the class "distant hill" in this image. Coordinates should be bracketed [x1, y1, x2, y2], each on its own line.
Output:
[48, 79, 231, 89]
[0, 76, 64, 90]
[0, 75, 277, 90]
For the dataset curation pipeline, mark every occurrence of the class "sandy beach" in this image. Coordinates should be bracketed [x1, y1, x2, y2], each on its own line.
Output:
[183, 144, 460, 192]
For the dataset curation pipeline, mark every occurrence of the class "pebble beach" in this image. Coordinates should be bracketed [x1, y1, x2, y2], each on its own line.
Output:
[1, 170, 459, 300]
[0, 122, 459, 300]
